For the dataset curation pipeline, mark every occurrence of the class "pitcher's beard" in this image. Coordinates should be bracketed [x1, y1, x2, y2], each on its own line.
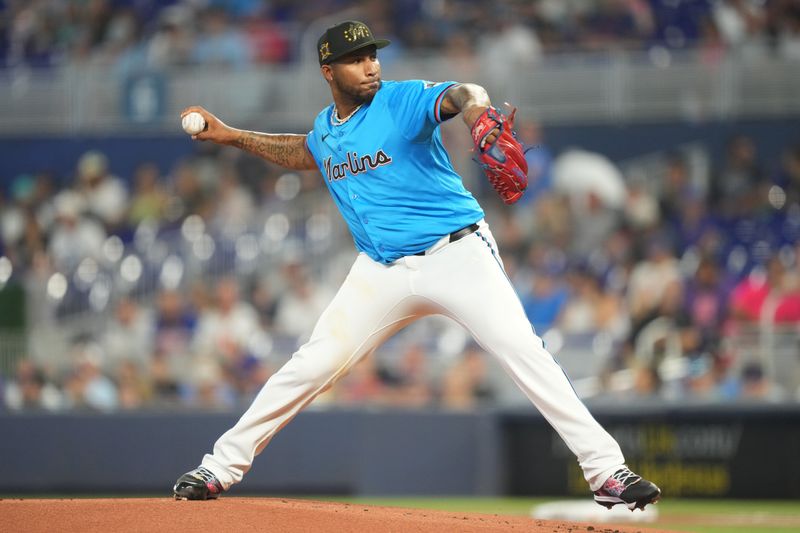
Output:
[335, 79, 381, 105]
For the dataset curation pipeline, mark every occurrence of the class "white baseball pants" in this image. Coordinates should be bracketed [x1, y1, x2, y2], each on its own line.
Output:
[201, 219, 624, 491]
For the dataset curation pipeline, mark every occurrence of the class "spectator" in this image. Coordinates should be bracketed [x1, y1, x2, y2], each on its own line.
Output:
[243, 12, 291, 64]
[650, 0, 712, 49]
[63, 348, 119, 412]
[738, 362, 786, 402]
[520, 248, 570, 334]
[624, 181, 661, 231]
[211, 166, 256, 233]
[273, 261, 333, 340]
[775, 1, 800, 60]
[729, 256, 800, 324]
[5, 3, 61, 68]
[168, 161, 213, 221]
[193, 276, 263, 363]
[682, 354, 721, 401]
[97, 6, 140, 66]
[6, 1, 800, 411]
[698, 12, 726, 66]
[101, 297, 154, 373]
[552, 149, 626, 257]
[144, 5, 195, 70]
[180, 356, 236, 409]
[777, 143, 800, 206]
[335, 353, 386, 405]
[514, 120, 554, 209]
[3, 359, 62, 411]
[251, 278, 279, 330]
[683, 256, 729, 333]
[631, 363, 662, 399]
[191, 7, 252, 69]
[441, 344, 496, 410]
[154, 289, 197, 377]
[1, 175, 46, 269]
[381, 343, 434, 408]
[529, 190, 572, 247]
[479, 15, 542, 86]
[672, 195, 722, 256]
[2, 0, 797, 73]
[75, 150, 129, 230]
[128, 162, 168, 226]
[627, 238, 683, 334]
[230, 354, 274, 402]
[559, 267, 627, 338]
[659, 154, 695, 225]
[150, 355, 181, 406]
[711, 135, 764, 217]
[48, 191, 106, 271]
[712, 0, 767, 54]
[579, 0, 650, 49]
[116, 360, 153, 409]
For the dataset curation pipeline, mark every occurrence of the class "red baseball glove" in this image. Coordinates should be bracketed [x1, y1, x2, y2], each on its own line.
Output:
[471, 106, 528, 205]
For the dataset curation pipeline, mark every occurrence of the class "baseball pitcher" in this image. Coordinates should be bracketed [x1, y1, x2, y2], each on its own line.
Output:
[173, 20, 661, 511]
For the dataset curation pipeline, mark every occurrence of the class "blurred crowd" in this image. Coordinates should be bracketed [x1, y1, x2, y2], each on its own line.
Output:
[3, 0, 800, 71]
[507, 134, 800, 406]
[1, 0, 800, 414]
[2, 118, 800, 413]
[0, 140, 513, 412]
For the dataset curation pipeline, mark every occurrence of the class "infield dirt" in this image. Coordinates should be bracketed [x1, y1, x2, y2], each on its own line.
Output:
[2, 497, 678, 532]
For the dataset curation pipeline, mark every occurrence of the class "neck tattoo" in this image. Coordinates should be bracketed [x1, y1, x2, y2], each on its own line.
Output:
[331, 104, 363, 126]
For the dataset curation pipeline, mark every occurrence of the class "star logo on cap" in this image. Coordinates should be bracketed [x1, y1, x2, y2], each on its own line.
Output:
[319, 41, 332, 60]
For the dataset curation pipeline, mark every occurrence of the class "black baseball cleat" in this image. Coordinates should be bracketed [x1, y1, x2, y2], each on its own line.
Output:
[593, 467, 661, 511]
[173, 466, 223, 500]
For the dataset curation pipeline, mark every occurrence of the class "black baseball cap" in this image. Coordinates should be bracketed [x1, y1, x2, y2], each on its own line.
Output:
[317, 20, 390, 65]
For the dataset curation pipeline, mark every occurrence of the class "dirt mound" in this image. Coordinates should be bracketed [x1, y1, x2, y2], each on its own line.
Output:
[2, 497, 674, 532]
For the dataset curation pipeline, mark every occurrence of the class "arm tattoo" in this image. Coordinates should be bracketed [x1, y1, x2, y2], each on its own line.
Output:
[440, 83, 491, 117]
[232, 132, 316, 170]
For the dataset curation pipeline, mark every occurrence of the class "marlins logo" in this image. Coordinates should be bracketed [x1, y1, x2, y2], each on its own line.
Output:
[324, 149, 392, 182]
[343, 22, 371, 42]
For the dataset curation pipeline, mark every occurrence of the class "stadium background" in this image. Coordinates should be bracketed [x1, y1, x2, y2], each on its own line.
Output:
[1, 0, 799, 510]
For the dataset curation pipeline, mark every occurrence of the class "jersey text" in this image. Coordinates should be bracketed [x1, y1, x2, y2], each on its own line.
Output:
[323, 149, 393, 182]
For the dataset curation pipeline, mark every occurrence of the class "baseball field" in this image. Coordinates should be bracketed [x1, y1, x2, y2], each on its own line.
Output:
[3, 496, 799, 532]
[340, 497, 800, 532]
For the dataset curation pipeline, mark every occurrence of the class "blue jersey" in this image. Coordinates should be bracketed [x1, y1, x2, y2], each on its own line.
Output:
[305, 80, 484, 264]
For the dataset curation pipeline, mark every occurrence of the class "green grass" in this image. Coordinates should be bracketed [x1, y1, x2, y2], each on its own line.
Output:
[319, 496, 547, 515]
[318, 497, 800, 533]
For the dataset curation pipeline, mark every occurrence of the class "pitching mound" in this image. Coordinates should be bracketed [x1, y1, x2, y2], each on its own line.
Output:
[2, 497, 674, 532]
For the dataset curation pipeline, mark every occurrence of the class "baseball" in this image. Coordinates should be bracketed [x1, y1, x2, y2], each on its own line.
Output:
[182, 112, 206, 135]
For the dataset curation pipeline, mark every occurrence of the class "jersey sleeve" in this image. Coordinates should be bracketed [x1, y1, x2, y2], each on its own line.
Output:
[387, 80, 458, 141]
[305, 129, 319, 161]
[304, 108, 332, 169]
[304, 128, 324, 170]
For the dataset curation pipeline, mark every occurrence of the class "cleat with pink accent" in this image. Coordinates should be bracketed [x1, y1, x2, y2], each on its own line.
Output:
[173, 466, 223, 501]
[593, 467, 661, 511]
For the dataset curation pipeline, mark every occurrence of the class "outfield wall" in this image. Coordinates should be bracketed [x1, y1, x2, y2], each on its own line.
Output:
[2, 406, 798, 498]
